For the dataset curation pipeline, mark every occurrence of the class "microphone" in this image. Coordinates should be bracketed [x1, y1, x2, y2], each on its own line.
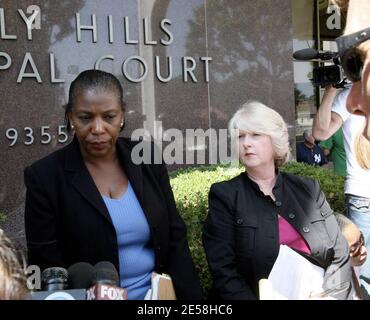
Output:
[68, 262, 95, 289]
[86, 261, 127, 300]
[93, 261, 120, 285]
[28, 264, 90, 300]
[41, 267, 68, 291]
[293, 48, 318, 60]
[293, 48, 337, 61]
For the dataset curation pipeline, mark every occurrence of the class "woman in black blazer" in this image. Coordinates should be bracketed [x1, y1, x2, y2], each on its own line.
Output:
[24, 69, 202, 300]
[203, 101, 353, 300]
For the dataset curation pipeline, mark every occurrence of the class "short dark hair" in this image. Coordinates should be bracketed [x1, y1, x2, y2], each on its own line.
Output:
[303, 129, 311, 140]
[64, 69, 126, 131]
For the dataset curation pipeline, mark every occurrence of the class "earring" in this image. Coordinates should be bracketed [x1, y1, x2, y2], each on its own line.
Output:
[120, 121, 124, 128]
[71, 124, 75, 130]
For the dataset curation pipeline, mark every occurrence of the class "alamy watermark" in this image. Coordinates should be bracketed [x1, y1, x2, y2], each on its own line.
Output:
[129, 121, 240, 166]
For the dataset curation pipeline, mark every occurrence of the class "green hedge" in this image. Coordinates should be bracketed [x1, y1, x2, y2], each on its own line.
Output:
[169, 161, 345, 294]
[0, 212, 5, 224]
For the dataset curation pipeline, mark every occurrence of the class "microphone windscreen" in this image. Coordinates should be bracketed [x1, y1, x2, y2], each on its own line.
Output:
[67, 262, 95, 289]
[41, 267, 68, 290]
[293, 48, 319, 60]
[42, 267, 68, 280]
[93, 261, 119, 286]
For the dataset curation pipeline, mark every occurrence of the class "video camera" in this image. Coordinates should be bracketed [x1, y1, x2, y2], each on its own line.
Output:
[293, 48, 349, 88]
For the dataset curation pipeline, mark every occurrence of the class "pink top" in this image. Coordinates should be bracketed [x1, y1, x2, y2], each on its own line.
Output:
[278, 215, 311, 255]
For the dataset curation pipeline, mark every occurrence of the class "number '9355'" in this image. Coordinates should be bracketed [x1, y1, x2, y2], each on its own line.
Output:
[5, 125, 69, 147]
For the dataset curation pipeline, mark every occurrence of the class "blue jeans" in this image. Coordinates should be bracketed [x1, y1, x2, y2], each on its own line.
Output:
[345, 194, 370, 299]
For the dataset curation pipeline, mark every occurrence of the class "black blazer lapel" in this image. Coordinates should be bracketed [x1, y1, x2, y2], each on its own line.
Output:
[64, 138, 112, 224]
[116, 139, 163, 230]
[116, 139, 144, 207]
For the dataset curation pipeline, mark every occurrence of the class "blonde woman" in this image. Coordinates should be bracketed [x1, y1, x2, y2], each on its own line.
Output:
[203, 101, 352, 300]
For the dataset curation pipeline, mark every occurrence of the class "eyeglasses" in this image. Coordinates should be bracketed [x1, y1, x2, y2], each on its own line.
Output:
[350, 232, 365, 258]
[336, 27, 370, 82]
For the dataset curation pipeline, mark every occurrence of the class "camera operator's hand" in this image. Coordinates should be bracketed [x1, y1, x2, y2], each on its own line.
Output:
[323, 85, 338, 99]
[324, 84, 336, 90]
[333, 79, 349, 89]
[312, 86, 343, 141]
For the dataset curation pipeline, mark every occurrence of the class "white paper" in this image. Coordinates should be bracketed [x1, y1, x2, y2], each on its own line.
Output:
[144, 289, 152, 300]
[264, 245, 325, 300]
[146, 273, 173, 300]
[151, 275, 160, 300]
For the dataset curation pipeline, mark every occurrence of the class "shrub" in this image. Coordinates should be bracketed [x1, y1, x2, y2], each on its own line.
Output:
[0, 212, 6, 224]
[282, 162, 345, 213]
[169, 161, 345, 295]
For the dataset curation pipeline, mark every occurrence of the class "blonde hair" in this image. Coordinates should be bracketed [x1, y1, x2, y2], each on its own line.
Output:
[0, 229, 27, 300]
[228, 101, 291, 167]
[354, 133, 370, 170]
[330, 0, 349, 10]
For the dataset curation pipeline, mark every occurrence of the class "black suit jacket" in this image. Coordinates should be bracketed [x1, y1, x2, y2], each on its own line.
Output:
[203, 171, 352, 300]
[24, 137, 202, 300]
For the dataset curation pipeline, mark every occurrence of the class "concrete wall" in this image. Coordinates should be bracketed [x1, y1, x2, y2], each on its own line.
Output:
[0, 0, 295, 246]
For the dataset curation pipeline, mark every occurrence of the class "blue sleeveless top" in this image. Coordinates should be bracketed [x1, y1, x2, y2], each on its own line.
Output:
[102, 181, 155, 299]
